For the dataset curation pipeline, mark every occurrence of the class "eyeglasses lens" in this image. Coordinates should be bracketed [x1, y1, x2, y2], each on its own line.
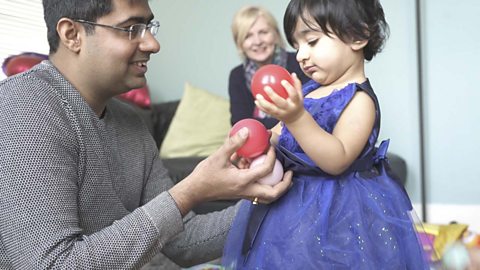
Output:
[129, 22, 159, 40]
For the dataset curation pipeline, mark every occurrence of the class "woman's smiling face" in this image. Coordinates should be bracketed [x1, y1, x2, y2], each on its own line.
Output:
[242, 16, 278, 67]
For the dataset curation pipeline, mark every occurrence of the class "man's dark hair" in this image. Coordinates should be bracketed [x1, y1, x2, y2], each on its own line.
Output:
[284, 0, 389, 61]
[43, 0, 114, 53]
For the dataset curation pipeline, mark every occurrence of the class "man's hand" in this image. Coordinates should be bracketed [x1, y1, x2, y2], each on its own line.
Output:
[169, 127, 292, 216]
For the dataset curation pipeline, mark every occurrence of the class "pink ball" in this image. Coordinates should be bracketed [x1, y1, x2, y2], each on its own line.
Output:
[251, 155, 283, 186]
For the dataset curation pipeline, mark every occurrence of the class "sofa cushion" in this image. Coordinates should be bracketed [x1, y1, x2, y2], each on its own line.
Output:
[159, 82, 231, 158]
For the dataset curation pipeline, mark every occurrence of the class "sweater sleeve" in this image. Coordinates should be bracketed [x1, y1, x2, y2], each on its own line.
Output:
[161, 203, 241, 267]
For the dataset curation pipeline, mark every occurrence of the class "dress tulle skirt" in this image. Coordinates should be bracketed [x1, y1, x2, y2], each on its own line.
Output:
[222, 146, 430, 269]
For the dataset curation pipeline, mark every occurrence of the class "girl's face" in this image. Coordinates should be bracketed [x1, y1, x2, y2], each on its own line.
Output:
[292, 16, 365, 87]
[242, 16, 278, 67]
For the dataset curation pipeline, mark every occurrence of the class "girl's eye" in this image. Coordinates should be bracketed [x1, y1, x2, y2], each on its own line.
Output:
[307, 39, 318, 46]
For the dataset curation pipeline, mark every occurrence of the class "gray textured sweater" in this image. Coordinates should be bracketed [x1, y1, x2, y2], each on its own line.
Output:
[0, 61, 237, 269]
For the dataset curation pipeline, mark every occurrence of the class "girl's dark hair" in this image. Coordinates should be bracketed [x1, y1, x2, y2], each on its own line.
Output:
[43, 0, 114, 53]
[284, 0, 389, 61]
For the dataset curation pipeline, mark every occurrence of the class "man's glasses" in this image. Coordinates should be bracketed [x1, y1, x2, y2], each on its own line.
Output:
[74, 19, 160, 41]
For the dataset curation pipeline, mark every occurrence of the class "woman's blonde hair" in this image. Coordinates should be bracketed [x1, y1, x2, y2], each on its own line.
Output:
[231, 5, 285, 59]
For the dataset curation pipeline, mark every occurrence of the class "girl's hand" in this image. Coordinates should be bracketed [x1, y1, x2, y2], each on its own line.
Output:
[254, 73, 305, 124]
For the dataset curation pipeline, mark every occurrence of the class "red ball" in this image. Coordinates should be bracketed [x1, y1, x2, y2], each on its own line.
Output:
[251, 64, 293, 103]
[229, 119, 269, 159]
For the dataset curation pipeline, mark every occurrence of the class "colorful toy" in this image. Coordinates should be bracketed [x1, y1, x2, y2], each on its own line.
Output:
[442, 242, 470, 269]
[229, 119, 269, 159]
[250, 64, 293, 103]
[250, 154, 283, 186]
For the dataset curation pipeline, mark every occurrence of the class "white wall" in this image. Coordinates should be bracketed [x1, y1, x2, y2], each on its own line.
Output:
[420, 0, 480, 227]
[422, 0, 480, 205]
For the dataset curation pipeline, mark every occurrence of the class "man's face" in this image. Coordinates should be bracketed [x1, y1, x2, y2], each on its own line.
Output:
[79, 0, 160, 97]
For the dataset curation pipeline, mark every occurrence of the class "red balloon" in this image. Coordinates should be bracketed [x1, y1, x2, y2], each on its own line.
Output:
[229, 119, 269, 159]
[4, 55, 45, 76]
[118, 85, 151, 108]
[251, 64, 293, 103]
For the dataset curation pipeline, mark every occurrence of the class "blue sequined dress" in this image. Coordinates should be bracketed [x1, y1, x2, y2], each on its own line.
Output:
[222, 80, 429, 269]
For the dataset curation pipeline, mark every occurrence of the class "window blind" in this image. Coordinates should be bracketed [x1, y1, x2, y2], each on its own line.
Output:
[0, 0, 48, 80]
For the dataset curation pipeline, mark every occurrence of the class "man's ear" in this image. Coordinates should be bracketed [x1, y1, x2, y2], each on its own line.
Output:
[351, 40, 368, 51]
[56, 18, 82, 53]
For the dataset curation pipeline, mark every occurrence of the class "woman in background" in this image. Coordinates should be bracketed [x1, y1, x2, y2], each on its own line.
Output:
[228, 5, 309, 129]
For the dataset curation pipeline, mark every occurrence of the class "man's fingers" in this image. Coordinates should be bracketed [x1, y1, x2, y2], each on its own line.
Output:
[246, 170, 293, 204]
[236, 146, 276, 185]
[222, 127, 249, 157]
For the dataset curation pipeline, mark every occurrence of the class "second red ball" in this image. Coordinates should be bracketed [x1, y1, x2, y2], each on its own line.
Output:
[229, 119, 269, 159]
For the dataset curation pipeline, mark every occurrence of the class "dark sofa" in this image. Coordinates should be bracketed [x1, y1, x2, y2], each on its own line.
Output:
[133, 100, 408, 214]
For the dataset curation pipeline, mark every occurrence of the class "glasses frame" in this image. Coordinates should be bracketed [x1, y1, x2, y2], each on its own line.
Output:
[73, 19, 159, 40]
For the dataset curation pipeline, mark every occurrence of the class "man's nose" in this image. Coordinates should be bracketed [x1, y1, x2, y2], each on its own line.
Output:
[140, 31, 160, 53]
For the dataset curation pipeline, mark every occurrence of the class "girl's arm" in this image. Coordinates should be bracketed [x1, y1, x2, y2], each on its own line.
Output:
[255, 74, 375, 175]
[269, 122, 282, 145]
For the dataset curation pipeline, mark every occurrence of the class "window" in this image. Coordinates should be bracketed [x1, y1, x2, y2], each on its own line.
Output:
[0, 0, 48, 80]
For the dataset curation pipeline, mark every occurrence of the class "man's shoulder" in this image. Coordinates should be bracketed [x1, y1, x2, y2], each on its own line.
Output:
[0, 63, 71, 119]
[0, 62, 55, 93]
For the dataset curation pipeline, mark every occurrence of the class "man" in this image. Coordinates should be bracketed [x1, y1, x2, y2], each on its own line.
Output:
[0, 0, 292, 269]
